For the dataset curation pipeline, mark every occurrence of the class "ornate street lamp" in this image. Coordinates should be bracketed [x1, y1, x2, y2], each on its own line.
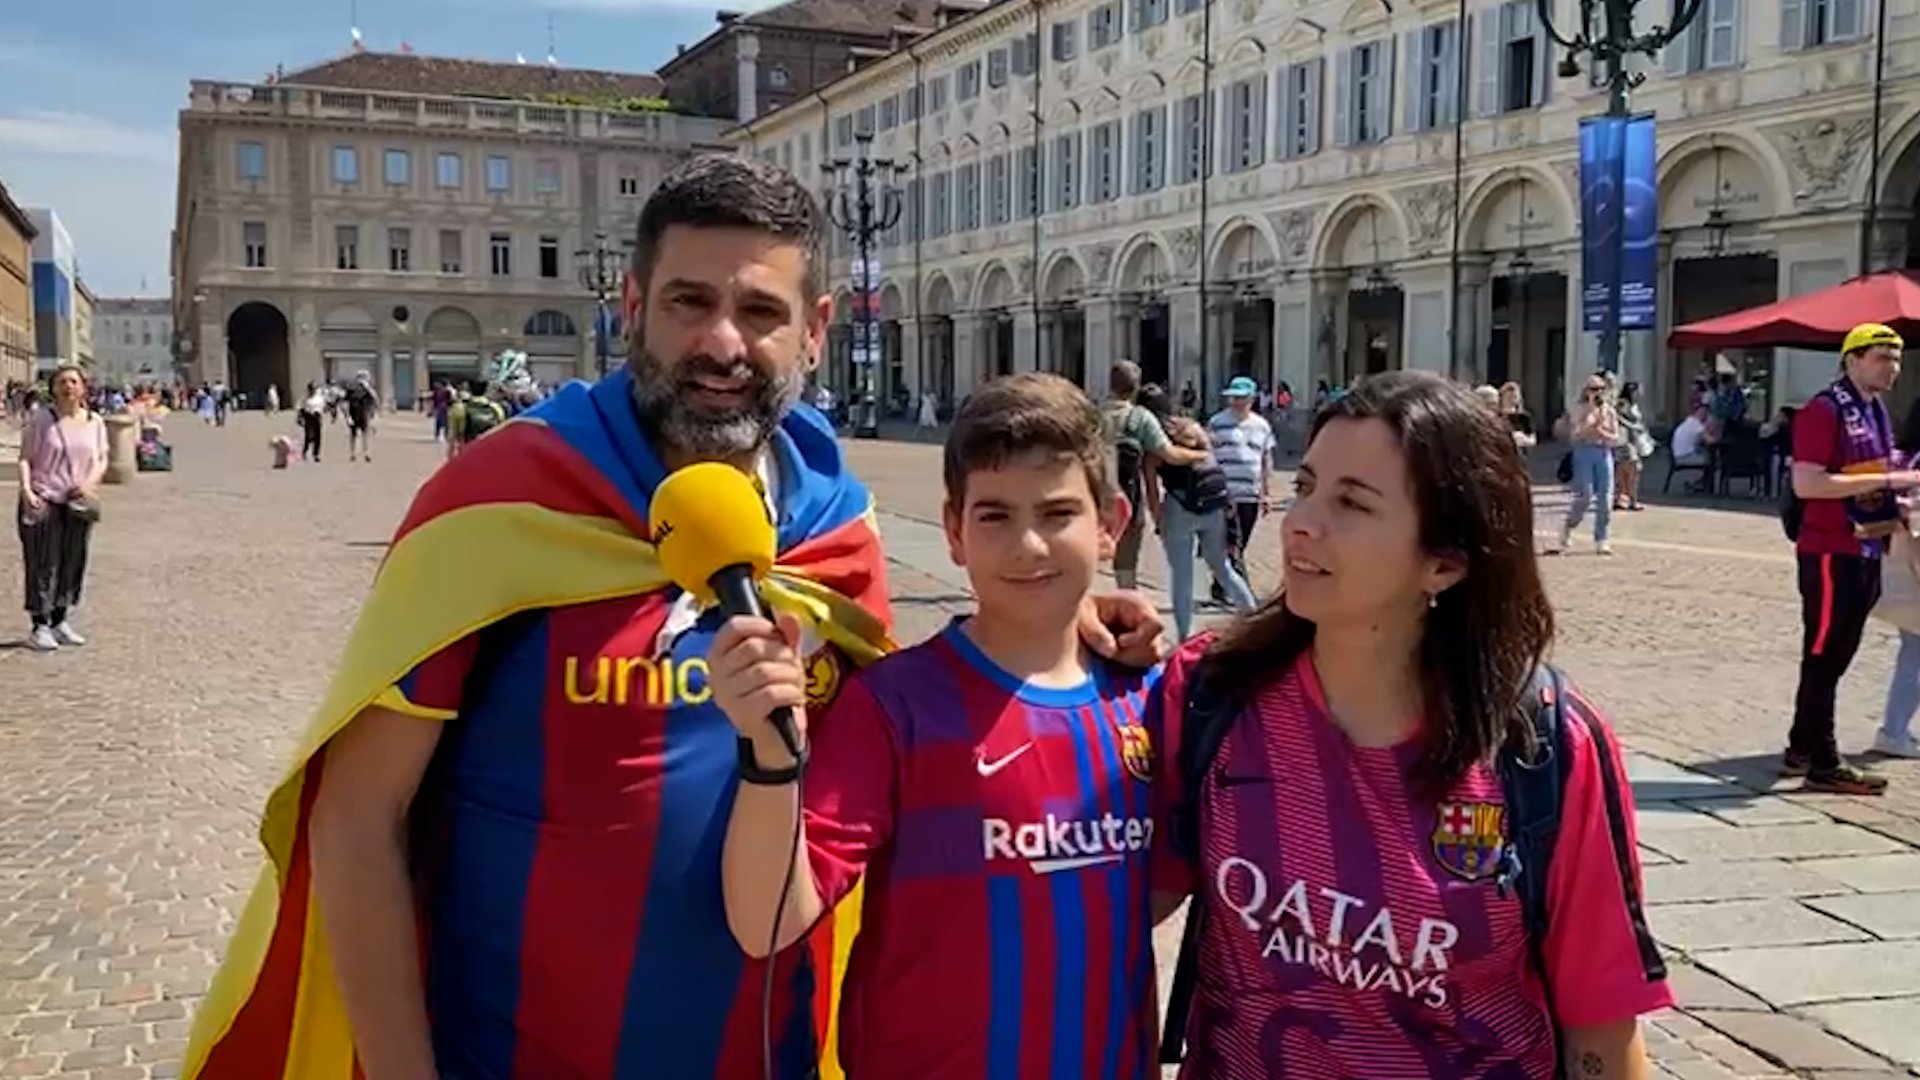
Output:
[1540, 0, 1703, 371]
[824, 132, 909, 439]
[575, 231, 630, 379]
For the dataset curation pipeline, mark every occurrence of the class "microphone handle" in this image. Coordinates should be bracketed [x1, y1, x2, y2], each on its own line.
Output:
[710, 567, 805, 763]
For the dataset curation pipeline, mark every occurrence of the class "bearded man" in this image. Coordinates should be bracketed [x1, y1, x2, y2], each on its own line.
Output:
[183, 155, 1164, 1080]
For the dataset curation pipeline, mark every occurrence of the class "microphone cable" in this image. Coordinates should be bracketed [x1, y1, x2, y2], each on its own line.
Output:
[763, 772, 804, 1080]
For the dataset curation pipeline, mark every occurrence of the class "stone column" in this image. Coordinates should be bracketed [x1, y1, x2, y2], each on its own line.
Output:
[1397, 260, 1452, 375]
[376, 335, 397, 408]
[1084, 296, 1117, 398]
[290, 297, 321, 393]
[1307, 270, 1349, 388]
[1270, 278, 1314, 400]
[197, 312, 227, 388]
[953, 312, 983, 396]
[1013, 308, 1040, 372]
[897, 316, 924, 401]
[1168, 286, 1204, 402]
[735, 32, 761, 124]
[1453, 256, 1493, 384]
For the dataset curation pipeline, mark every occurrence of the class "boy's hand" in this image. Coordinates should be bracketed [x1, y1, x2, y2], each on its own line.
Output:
[1079, 591, 1167, 668]
[708, 612, 810, 758]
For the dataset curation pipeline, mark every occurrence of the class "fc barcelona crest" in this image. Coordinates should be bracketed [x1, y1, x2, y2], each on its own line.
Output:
[1431, 801, 1507, 883]
[1117, 723, 1154, 783]
[803, 646, 845, 709]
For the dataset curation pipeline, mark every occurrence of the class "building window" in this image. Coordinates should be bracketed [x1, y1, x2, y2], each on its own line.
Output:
[439, 229, 463, 274]
[243, 221, 267, 268]
[1090, 121, 1121, 202]
[835, 116, 854, 147]
[1016, 144, 1042, 218]
[534, 159, 561, 195]
[619, 171, 642, 197]
[1337, 40, 1393, 145]
[1131, 105, 1166, 193]
[486, 155, 512, 194]
[1179, 0, 1206, 12]
[490, 232, 512, 276]
[1226, 75, 1268, 172]
[1089, 2, 1121, 48]
[956, 61, 982, 101]
[388, 227, 411, 272]
[1176, 93, 1207, 183]
[331, 146, 359, 185]
[1130, 0, 1169, 32]
[1279, 59, 1325, 159]
[880, 95, 900, 130]
[1668, 0, 1742, 68]
[539, 236, 560, 279]
[1800, 0, 1859, 42]
[122, 325, 133, 345]
[989, 48, 1010, 88]
[928, 76, 949, 113]
[930, 172, 952, 237]
[1012, 33, 1039, 76]
[956, 162, 982, 232]
[987, 154, 1011, 225]
[1053, 131, 1082, 210]
[335, 224, 359, 270]
[1052, 20, 1079, 60]
[768, 65, 791, 89]
[904, 85, 922, 120]
[1475, 2, 1545, 113]
[436, 152, 462, 189]
[855, 105, 876, 136]
[237, 141, 266, 181]
[1408, 20, 1462, 131]
[384, 149, 411, 187]
[142, 326, 152, 346]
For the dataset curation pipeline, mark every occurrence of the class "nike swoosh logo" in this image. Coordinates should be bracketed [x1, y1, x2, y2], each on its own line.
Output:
[975, 742, 1034, 777]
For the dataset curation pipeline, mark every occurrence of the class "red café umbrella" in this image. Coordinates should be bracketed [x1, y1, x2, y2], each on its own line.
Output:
[1667, 269, 1920, 351]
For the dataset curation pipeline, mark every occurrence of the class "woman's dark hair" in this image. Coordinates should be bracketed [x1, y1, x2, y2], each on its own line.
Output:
[1137, 383, 1173, 422]
[1620, 381, 1640, 404]
[1196, 370, 1555, 797]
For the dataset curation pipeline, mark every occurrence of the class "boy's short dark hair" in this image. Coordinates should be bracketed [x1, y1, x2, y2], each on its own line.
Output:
[943, 373, 1114, 510]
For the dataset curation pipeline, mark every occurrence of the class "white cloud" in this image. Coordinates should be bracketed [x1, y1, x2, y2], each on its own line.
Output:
[0, 111, 174, 165]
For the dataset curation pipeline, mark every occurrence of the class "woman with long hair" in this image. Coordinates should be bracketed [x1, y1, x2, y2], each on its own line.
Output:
[15, 364, 108, 651]
[1615, 381, 1655, 511]
[1557, 373, 1623, 554]
[1154, 371, 1668, 1078]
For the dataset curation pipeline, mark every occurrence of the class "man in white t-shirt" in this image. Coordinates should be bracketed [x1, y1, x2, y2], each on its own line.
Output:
[1206, 375, 1275, 600]
[1671, 404, 1713, 465]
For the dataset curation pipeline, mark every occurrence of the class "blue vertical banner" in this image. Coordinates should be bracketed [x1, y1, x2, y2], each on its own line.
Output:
[1579, 113, 1659, 332]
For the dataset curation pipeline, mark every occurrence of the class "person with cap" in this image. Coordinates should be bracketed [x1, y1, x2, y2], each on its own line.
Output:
[1206, 374, 1275, 600]
[1784, 322, 1920, 795]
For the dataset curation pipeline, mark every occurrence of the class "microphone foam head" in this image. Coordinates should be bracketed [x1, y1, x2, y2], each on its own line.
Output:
[650, 461, 777, 602]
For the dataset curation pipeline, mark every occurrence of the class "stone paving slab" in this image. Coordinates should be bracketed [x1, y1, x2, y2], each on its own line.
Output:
[1802, 999, 1920, 1071]
[1805, 892, 1920, 940]
[1698, 941, 1920, 1006]
[1691, 1009, 1896, 1072]
[1683, 795, 1837, 828]
[1799, 853, 1920, 894]
[1643, 823, 1909, 863]
[1642, 859, 1871, 904]
[1649, 899, 1873, 951]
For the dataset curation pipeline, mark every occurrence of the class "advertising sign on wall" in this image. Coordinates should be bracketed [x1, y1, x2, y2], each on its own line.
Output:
[1579, 113, 1659, 332]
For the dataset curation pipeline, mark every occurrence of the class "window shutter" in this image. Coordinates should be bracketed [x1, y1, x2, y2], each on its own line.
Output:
[1533, 20, 1552, 105]
[1403, 30, 1424, 132]
[1254, 72, 1270, 166]
[1779, 0, 1805, 49]
[1709, 0, 1741, 64]
[1305, 57, 1325, 155]
[1377, 34, 1398, 139]
[1333, 48, 1354, 146]
[1443, 20, 1463, 125]
[1477, 10, 1503, 115]
[1834, 0, 1862, 39]
[1130, 113, 1145, 192]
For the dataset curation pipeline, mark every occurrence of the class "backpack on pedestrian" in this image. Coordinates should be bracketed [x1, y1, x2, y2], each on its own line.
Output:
[463, 398, 505, 442]
[1158, 658, 1581, 1067]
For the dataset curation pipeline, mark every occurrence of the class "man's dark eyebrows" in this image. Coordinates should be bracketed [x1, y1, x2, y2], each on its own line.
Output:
[656, 276, 714, 296]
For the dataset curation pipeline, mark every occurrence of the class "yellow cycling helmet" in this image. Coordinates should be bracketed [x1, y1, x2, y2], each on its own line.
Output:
[1842, 322, 1904, 355]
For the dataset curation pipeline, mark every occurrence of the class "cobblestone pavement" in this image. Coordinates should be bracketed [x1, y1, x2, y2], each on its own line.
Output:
[0, 411, 1917, 1078]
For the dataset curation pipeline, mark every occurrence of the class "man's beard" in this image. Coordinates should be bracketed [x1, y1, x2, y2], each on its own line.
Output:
[629, 345, 805, 460]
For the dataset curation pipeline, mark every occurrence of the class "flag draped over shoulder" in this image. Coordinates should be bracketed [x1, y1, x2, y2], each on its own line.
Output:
[185, 373, 893, 1080]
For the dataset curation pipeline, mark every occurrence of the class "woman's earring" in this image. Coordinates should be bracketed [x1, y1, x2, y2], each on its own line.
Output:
[1426, 592, 1440, 610]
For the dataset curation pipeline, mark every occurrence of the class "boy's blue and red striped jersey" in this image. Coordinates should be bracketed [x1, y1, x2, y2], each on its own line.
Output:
[802, 619, 1165, 1079]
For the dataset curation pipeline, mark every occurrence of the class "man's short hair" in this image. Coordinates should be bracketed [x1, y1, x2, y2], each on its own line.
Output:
[631, 154, 825, 297]
[944, 373, 1114, 511]
[1109, 360, 1142, 397]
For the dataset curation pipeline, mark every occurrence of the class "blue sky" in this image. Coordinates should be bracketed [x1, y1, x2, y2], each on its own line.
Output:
[1, 0, 759, 297]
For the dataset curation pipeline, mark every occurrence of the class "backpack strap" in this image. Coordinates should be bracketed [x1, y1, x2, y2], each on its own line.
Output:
[1496, 665, 1570, 1071]
[1158, 659, 1244, 1066]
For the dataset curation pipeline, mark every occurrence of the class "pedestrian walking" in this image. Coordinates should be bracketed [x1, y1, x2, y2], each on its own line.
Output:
[1783, 322, 1920, 794]
[1158, 414, 1258, 638]
[14, 364, 107, 652]
[1206, 375, 1274, 602]
[1156, 370, 1670, 1078]
[297, 382, 325, 462]
[343, 371, 376, 463]
[1101, 360, 1206, 591]
[1615, 381, 1654, 511]
[1555, 374, 1622, 555]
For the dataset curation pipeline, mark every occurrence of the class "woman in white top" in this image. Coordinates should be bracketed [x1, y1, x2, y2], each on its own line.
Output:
[1557, 374, 1623, 555]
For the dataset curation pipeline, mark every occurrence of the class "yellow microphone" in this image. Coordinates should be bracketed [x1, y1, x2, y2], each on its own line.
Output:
[651, 462, 802, 757]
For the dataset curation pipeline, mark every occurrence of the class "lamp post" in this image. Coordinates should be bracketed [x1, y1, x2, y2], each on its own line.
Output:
[1539, 0, 1703, 372]
[824, 131, 909, 440]
[575, 230, 630, 379]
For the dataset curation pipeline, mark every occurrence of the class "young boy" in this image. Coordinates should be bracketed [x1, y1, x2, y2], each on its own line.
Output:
[707, 373, 1164, 1079]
